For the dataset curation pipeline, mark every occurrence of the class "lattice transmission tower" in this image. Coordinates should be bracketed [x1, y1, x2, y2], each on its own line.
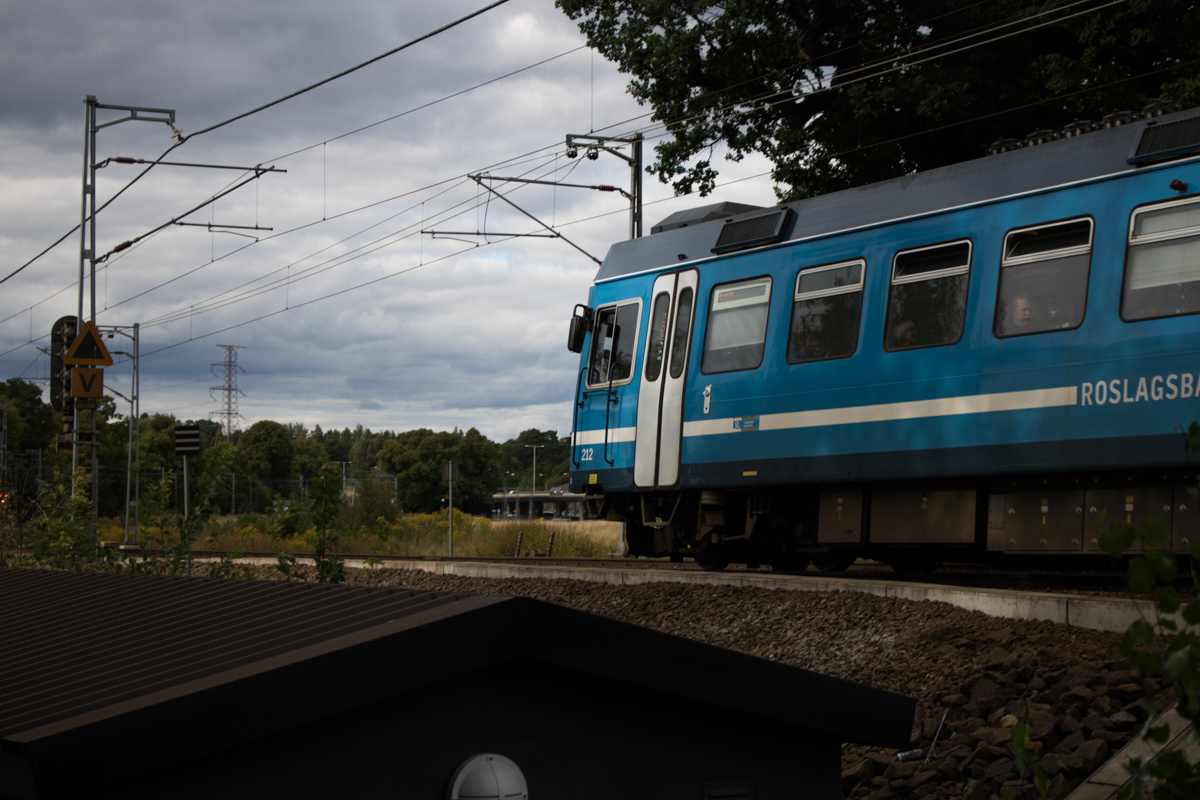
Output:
[209, 344, 245, 441]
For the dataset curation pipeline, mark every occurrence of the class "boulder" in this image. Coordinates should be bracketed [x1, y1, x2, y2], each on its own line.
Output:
[980, 646, 1018, 670]
[1080, 711, 1113, 735]
[970, 677, 1001, 707]
[1030, 711, 1059, 739]
[842, 758, 876, 793]
[935, 757, 960, 781]
[1046, 773, 1071, 800]
[1109, 683, 1145, 703]
[1064, 739, 1110, 773]
[905, 770, 938, 790]
[972, 727, 1012, 747]
[1062, 685, 1095, 704]
[1109, 710, 1138, 729]
[1052, 730, 1086, 755]
[983, 758, 1016, 782]
[1037, 752, 1066, 777]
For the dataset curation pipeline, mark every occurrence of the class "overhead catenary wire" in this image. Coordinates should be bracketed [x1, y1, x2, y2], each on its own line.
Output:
[0, 0, 1158, 364]
[105, 0, 1087, 325]
[11, 27, 1181, 367]
[0, 0, 516, 288]
[0, 0, 1112, 318]
[138, 154, 570, 328]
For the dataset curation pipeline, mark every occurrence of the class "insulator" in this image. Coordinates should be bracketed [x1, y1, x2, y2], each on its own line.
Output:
[586, 146, 599, 160]
[113, 156, 137, 164]
[566, 147, 578, 159]
[598, 184, 615, 192]
[113, 240, 133, 253]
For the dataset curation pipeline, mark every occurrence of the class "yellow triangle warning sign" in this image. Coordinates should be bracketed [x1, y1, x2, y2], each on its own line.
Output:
[63, 321, 113, 366]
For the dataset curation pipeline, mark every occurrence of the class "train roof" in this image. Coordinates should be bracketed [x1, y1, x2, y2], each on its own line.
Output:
[595, 106, 1200, 283]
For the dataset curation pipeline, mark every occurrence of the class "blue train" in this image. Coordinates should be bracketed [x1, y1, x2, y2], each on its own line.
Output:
[567, 105, 1200, 571]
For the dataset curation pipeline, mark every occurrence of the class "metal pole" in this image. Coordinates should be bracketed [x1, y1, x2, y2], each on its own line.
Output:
[448, 475, 454, 557]
[132, 323, 140, 539]
[183, 456, 189, 518]
[74, 98, 93, 476]
[631, 133, 643, 239]
[1, 401, 7, 489]
[230, 472, 235, 515]
[86, 98, 99, 521]
[524, 444, 542, 521]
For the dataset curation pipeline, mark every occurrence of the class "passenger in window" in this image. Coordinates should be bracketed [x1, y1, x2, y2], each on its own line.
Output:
[890, 320, 918, 349]
[1010, 295, 1033, 328]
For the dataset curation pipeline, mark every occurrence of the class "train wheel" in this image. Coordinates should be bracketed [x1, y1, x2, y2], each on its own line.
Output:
[693, 543, 731, 572]
[811, 551, 856, 572]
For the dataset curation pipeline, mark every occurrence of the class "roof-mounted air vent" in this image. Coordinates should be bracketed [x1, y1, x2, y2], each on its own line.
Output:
[711, 208, 792, 255]
[1129, 113, 1200, 165]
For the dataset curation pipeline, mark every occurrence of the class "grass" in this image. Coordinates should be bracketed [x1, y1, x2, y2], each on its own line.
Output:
[191, 514, 622, 559]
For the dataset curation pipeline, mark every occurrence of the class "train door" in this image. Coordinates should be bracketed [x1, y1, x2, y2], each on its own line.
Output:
[634, 269, 699, 487]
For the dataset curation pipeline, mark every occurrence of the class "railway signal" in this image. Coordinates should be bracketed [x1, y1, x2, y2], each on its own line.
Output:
[175, 425, 200, 518]
[50, 316, 77, 454]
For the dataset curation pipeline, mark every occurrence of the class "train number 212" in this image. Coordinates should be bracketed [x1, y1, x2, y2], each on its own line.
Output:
[581, 447, 595, 461]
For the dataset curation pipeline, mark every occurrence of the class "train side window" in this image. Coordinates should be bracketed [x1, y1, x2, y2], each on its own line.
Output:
[884, 240, 971, 351]
[668, 287, 694, 379]
[995, 218, 1092, 337]
[701, 277, 773, 373]
[787, 259, 865, 364]
[1122, 197, 1200, 321]
[643, 292, 671, 382]
[587, 300, 641, 387]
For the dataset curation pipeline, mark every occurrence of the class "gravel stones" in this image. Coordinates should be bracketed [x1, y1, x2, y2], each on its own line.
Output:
[197, 563, 1174, 799]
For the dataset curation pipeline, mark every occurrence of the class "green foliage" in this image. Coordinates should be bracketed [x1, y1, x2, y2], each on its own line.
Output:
[1099, 423, 1200, 800]
[0, 378, 56, 456]
[25, 470, 96, 570]
[340, 474, 399, 531]
[308, 463, 345, 584]
[291, 437, 330, 481]
[376, 427, 500, 514]
[557, 0, 1200, 200]
[206, 546, 255, 580]
[275, 551, 299, 581]
[236, 420, 294, 484]
[267, 500, 311, 539]
[105, 439, 234, 577]
[1005, 714, 1052, 800]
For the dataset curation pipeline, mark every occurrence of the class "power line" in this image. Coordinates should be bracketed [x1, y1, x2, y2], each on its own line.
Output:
[0, 0, 1109, 314]
[0, 0, 515, 288]
[0, 0, 1165, 365]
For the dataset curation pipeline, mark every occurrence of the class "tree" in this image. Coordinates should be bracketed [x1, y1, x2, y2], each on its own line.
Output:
[0, 379, 56, 458]
[236, 421, 294, 506]
[557, 0, 1200, 200]
[292, 438, 330, 482]
[498, 429, 570, 491]
[376, 428, 500, 515]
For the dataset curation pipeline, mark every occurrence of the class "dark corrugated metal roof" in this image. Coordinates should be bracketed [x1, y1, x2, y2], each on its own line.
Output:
[0, 568, 915, 800]
[0, 569, 483, 740]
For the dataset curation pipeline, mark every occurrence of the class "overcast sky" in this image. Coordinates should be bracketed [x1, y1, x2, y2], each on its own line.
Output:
[0, 0, 777, 443]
